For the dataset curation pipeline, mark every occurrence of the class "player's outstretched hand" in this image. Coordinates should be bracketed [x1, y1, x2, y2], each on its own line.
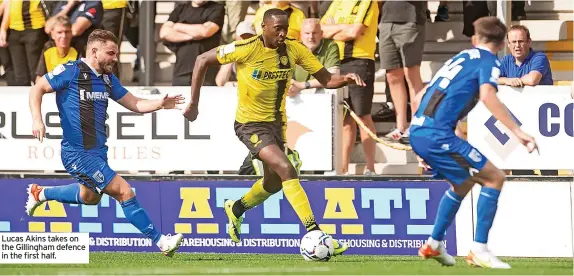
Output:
[183, 104, 199, 122]
[161, 94, 185, 110]
[32, 120, 46, 143]
[344, 73, 366, 87]
[515, 130, 539, 155]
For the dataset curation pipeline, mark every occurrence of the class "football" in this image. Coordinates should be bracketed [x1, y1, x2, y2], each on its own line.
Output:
[299, 230, 334, 261]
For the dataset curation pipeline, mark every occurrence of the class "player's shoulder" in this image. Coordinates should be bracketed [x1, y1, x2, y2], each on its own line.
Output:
[285, 37, 306, 49]
[232, 35, 261, 52]
[48, 60, 79, 79]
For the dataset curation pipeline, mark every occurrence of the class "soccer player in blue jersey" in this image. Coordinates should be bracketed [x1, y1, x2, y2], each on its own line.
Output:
[411, 17, 538, 269]
[26, 30, 185, 257]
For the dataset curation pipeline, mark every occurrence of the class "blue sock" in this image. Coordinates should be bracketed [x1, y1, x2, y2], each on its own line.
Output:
[431, 189, 463, 241]
[120, 197, 162, 244]
[475, 187, 501, 244]
[44, 184, 85, 204]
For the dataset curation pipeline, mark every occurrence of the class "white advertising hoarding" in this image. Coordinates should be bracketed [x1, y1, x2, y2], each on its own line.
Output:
[468, 85, 573, 170]
[0, 87, 334, 171]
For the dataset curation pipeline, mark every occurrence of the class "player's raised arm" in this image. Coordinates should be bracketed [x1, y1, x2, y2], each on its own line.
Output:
[183, 47, 221, 122]
[116, 92, 185, 114]
[29, 76, 56, 142]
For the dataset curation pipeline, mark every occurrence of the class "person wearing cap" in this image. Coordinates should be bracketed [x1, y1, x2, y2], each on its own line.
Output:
[215, 21, 256, 86]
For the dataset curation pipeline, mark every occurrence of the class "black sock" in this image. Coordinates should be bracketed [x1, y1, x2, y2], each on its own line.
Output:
[232, 199, 246, 218]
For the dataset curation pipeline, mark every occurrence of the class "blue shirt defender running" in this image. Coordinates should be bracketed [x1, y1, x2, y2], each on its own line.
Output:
[26, 30, 186, 257]
[409, 17, 538, 269]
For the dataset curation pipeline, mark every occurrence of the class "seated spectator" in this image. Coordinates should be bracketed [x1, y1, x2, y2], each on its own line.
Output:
[498, 25, 553, 87]
[215, 20, 256, 87]
[253, 1, 305, 40]
[35, 15, 79, 83]
[159, 0, 225, 86]
[0, 0, 49, 85]
[289, 18, 339, 96]
[46, 1, 104, 57]
[498, 24, 555, 176]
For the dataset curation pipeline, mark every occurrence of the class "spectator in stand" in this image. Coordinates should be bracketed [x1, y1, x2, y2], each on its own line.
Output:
[0, 0, 14, 85]
[498, 24, 555, 176]
[46, 0, 104, 57]
[159, 0, 225, 86]
[289, 18, 339, 96]
[35, 15, 79, 83]
[101, 0, 128, 77]
[290, 1, 318, 18]
[215, 20, 256, 87]
[0, 0, 49, 85]
[253, 1, 305, 40]
[378, 1, 426, 143]
[220, 0, 250, 44]
[498, 25, 553, 87]
[321, 0, 378, 175]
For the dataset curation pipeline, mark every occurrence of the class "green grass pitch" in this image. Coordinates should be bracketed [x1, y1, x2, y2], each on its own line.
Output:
[0, 253, 572, 275]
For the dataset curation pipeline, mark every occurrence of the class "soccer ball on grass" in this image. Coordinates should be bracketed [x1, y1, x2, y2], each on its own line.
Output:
[299, 230, 334, 261]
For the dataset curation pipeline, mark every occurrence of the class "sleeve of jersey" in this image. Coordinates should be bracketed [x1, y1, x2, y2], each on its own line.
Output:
[478, 60, 501, 90]
[295, 42, 324, 75]
[45, 64, 74, 91]
[216, 42, 247, 65]
[79, 1, 104, 27]
[320, 0, 338, 24]
[355, 0, 375, 26]
[109, 74, 129, 101]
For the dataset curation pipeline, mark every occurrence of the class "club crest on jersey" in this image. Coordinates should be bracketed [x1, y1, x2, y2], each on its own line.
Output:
[280, 56, 288, 66]
[103, 74, 111, 85]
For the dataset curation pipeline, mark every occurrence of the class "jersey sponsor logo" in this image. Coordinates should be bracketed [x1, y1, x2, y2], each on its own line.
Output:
[79, 89, 109, 101]
[251, 69, 291, 81]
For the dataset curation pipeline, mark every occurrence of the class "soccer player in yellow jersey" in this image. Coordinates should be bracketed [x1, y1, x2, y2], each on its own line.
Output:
[183, 8, 365, 256]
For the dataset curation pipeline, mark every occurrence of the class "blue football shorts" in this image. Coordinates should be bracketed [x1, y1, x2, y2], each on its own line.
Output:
[410, 130, 488, 185]
[61, 150, 117, 194]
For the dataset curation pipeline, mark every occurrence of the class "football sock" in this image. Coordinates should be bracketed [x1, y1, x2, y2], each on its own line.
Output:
[43, 184, 85, 204]
[120, 197, 162, 244]
[431, 189, 463, 241]
[232, 178, 271, 218]
[282, 179, 320, 231]
[475, 187, 501, 244]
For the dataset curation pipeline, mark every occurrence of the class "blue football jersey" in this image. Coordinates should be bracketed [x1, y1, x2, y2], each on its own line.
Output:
[411, 47, 501, 132]
[45, 60, 128, 153]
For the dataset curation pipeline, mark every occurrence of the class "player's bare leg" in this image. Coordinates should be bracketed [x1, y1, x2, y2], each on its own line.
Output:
[419, 179, 474, 266]
[103, 175, 183, 257]
[357, 114, 376, 174]
[465, 161, 511, 269]
[341, 116, 357, 175]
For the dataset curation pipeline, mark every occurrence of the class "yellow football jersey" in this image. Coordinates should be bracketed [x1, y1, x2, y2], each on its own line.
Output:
[216, 36, 324, 124]
[321, 0, 379, 60]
